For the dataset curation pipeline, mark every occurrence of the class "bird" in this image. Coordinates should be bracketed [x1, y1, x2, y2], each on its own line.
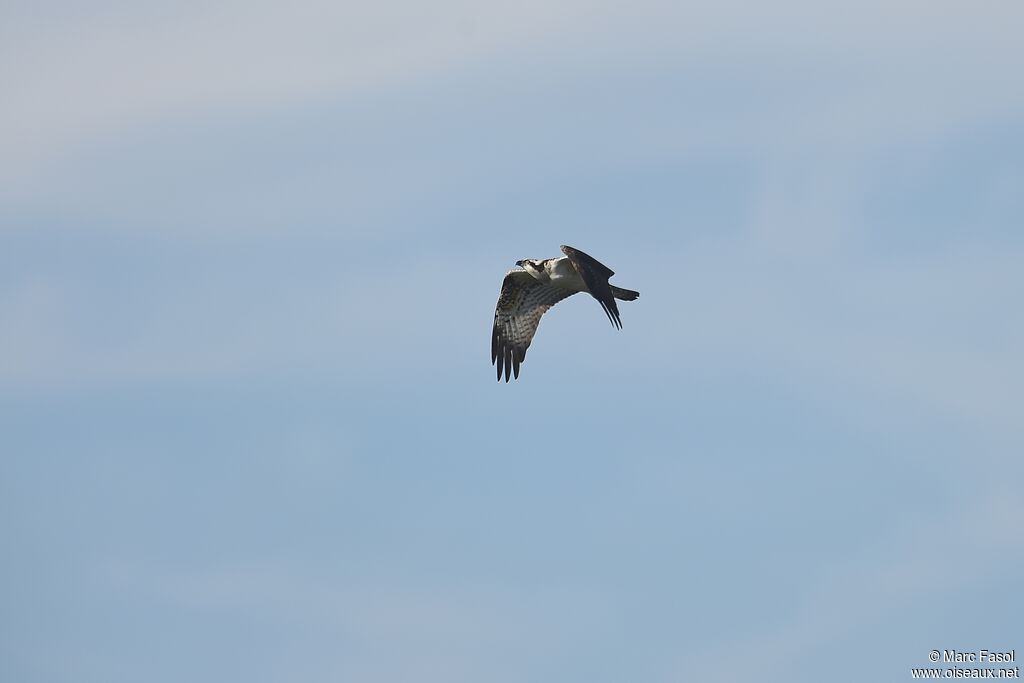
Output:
[491, 244, 639, 382]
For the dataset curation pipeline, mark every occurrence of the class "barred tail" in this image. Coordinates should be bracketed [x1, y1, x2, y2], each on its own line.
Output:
[610, 286, 639, 301]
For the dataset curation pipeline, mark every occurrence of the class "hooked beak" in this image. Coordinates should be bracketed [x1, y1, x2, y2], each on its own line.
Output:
[515, 260, 525, 267]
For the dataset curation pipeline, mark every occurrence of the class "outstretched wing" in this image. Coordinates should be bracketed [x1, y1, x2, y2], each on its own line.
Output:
[560, 244, 622, 329]
[491, 270, 578, 382]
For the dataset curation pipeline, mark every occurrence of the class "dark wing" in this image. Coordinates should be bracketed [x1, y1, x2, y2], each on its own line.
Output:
[560, 244, 622, 329]
[491, 270, 578, 382]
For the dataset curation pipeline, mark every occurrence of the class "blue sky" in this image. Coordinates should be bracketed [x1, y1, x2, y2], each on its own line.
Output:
[2, 2, 1022, 681]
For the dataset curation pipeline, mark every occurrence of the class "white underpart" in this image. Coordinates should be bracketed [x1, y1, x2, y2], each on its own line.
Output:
[545, 258, 588, 292]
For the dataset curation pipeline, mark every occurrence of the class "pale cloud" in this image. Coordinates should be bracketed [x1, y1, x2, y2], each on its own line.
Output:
[1, 0, 592, 186]
[3, 0, 1021, 193]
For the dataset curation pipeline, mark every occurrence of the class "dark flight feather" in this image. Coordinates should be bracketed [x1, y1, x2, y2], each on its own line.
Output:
[560, 245, 623, 329]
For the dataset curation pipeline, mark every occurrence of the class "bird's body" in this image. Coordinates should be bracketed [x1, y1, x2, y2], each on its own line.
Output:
[517, 257, 587, 290]
[491, 245, 639, 382]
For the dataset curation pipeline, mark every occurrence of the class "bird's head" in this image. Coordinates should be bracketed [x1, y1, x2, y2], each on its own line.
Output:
[516, 258, 547, 281]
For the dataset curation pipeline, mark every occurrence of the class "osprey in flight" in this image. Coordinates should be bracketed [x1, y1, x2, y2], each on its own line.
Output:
[491, 244, 639, 382]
